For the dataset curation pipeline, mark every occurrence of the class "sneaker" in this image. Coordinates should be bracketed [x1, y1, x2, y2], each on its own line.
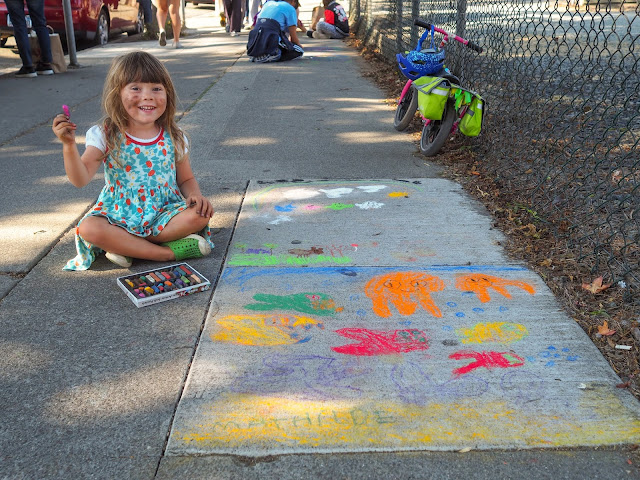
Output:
[306, 30, 314, 38]
[36, 62, 54, 75]
[105, 252, 133, 268]
[230, 30, 238, 37]
[172, 40, 184, 49]
[15, 66, 36, 78]
[162, 234, 211, 261]
[159, 30, 167, 46]
[254, 52, 281, 63]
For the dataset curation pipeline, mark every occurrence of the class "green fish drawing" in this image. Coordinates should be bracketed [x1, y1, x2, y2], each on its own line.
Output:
[244, 293, 344, 316]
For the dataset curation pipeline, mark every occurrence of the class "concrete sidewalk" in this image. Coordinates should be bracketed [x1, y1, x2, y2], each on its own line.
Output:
[0, 5, 639, 479]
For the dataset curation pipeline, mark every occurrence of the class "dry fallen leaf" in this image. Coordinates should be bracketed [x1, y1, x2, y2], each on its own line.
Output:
[582, 276, 611, 294]
[598, 321, 616, 336]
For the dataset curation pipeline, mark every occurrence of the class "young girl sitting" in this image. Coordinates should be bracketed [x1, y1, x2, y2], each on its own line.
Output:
[306, 0, 349, 39]
[52, 51, 214, 271]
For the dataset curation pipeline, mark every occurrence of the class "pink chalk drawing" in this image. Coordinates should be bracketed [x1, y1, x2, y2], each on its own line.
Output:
[449, 350, 525, 376]
[331, 328, 430, 356]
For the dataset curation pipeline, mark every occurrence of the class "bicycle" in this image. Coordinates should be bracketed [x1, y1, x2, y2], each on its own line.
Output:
[394, 19, 483, 156]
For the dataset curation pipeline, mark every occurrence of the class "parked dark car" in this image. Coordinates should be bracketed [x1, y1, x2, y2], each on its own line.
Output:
[0, 0, 143, 47]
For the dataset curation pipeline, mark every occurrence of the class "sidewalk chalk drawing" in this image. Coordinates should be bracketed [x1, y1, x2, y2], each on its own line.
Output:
[170, 265, 640, 454]
[227, 180, 433, 267]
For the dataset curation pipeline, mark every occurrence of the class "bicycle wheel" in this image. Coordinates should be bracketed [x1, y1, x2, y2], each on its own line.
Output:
[394, 85, 418, 131]
[419, 99, 456, 156]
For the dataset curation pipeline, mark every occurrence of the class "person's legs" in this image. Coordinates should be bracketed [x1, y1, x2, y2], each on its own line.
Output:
[168, 0, 181, 44]
[5, 0, 32, 67]
[25, 0, 52, 64]
[149, 208, 210, 244]
[224, 0, 242, 33]
[315, 20, 342, 38]
[156, 0, 168, 45]
[79, 210, 210, 261]
[140, 0, 153, 25]
[79, 216, 175, 261]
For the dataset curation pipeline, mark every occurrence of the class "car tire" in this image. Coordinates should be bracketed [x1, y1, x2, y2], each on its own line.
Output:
[95, 9, 109, 45]
[129, 5, 144, 35]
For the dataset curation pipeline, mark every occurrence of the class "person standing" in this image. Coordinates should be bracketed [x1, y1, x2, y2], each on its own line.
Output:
[139, 0, 154, 34]
[156, 0, 183, 48]
[5, 0, 54, 77]
[223, 0, 243, 36]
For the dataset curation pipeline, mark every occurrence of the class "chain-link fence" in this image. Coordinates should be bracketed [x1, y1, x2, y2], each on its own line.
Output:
[351, 0, 640, 306]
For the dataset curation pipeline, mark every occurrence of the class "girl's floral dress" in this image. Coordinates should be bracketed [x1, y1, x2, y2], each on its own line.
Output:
[64, 126, 214, 271]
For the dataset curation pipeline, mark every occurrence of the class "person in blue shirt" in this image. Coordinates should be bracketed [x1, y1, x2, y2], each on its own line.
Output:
[246, 0, 304, 62]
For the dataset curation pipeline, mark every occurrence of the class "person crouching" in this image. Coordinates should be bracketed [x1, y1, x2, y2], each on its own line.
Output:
[246, 0, 304, 63]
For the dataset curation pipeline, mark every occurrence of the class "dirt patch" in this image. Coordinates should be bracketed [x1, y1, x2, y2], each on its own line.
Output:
[347, 36, 640, 401]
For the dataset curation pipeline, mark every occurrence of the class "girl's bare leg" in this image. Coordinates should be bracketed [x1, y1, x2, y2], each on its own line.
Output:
[149, 207, 210, 243]
[79, 209, 209, 261]
[79, 216, 175, 261]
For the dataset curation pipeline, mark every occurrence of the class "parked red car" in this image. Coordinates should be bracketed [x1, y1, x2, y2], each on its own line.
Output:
[0, 0, 143, 47]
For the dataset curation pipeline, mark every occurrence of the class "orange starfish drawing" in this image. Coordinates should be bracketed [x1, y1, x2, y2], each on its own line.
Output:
[455, 273, 535, 303]
[365, 271, 445, 318]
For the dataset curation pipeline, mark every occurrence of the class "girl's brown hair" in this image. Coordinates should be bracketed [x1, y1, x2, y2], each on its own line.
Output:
[101, 51, 186, 165]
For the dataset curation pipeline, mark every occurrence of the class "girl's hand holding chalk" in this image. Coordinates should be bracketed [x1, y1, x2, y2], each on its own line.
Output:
[52, 105, 77, 143]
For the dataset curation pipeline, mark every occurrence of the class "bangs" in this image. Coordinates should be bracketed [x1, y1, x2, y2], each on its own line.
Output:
[120, 52, 167, 85]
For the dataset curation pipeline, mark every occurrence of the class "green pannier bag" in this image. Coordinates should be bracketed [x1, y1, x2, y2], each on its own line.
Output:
[413, 76, 450, 120]
[458, 94, 484, 137]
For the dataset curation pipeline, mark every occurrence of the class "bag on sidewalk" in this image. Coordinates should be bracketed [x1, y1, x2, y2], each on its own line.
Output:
[414, 76, 450, 120]
[29, 26, 67, 73]
[310, 5, 325, 30]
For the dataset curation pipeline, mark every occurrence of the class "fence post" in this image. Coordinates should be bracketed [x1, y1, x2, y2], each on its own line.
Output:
[396, 0, 403, 54]
[411, 0, 420, 51]
[456, 0, 467, 38]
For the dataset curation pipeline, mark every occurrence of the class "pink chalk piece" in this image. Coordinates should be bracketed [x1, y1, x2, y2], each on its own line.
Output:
[62, 105, 70, 117]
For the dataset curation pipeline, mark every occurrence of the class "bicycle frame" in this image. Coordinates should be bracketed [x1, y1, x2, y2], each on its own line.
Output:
[394, 18, 483, 153]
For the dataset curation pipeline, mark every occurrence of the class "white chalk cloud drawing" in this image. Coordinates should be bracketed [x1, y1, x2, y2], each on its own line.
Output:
[282, 188, 322, 200]
[357, 185, 387, 193]
[355, 201, 385, 209]
[319, 188, 353, 198]
[269, 215, 293, 225]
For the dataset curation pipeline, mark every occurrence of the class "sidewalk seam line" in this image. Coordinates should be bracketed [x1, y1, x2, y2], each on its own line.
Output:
[153, 179, 249, 474]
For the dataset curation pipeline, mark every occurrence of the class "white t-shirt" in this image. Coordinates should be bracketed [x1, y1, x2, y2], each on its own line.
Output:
[85, 125, 188, 153]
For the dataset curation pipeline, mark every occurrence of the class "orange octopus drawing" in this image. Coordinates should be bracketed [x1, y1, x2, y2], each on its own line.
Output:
[455, 273, 535, 303]
[365, 271, 445, 318]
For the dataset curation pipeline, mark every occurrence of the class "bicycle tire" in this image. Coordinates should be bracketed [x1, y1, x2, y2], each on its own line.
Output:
[394, 85, 419, 131]
[419, 99, 456, 156]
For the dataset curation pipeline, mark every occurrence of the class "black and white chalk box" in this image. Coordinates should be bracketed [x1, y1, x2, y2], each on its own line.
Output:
[117, 262, 211, 307]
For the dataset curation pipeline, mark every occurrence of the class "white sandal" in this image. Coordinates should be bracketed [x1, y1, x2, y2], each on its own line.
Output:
[105, 252, 133, 268]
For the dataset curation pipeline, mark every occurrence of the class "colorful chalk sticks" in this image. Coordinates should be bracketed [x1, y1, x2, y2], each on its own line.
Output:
[117, 262, 210, 307]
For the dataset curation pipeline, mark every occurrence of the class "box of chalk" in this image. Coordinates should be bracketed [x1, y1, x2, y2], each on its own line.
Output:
[116, 262, 211, 307]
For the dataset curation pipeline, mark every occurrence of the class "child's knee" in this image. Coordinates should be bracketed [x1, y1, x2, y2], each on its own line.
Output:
[77, 216, 104, 243]
[186, 208, 211, 232]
